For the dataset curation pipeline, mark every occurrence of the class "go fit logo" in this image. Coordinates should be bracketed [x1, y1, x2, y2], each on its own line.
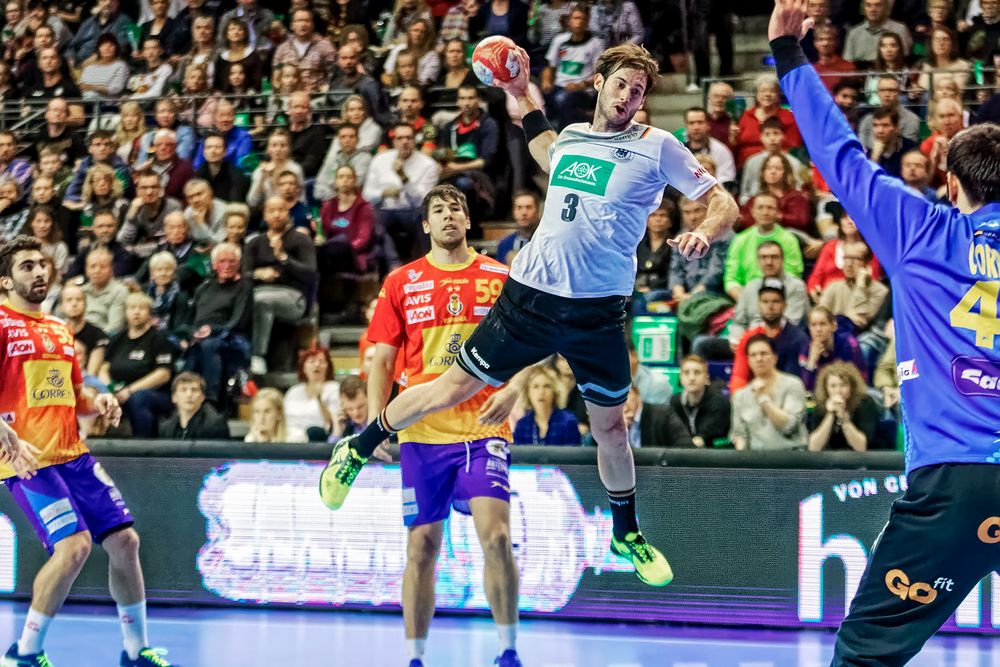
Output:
[978, 516, 1000, 543]
[884, 569, 952, 604]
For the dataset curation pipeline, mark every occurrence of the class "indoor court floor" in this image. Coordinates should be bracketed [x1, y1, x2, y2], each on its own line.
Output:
[1, 602, 998, 667]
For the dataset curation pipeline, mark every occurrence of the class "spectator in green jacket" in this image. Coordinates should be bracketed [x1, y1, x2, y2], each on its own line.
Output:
[723, 191, 803, 300]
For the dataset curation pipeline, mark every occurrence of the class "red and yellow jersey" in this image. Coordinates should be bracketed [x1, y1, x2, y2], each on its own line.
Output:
[368, 249, 511, 445]
[0, 302, 86, 479]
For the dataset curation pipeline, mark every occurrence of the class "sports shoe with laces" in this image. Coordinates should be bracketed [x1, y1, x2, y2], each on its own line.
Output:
[1, 644, 53, 667]
[120, 647, 175, 667]
[407, 660, 425, 667]
[319, 435, 368, 510]
[493, 649, 523, 666]
[610, 531, 674, 586]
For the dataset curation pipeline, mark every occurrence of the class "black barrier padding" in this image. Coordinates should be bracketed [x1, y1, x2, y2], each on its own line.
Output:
[83, 440, 905, 470]
[4, 456, 988, 635]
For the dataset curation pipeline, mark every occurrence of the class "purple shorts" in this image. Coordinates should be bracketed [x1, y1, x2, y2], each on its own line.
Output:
[400, 438, 511, 527]
[4, 454, 133, 553]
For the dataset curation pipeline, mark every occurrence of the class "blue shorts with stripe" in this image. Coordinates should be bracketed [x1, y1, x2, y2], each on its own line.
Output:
[457, 279, 631, 407]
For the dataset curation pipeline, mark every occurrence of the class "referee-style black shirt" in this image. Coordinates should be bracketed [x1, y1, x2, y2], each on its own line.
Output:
[105, 327, 174, 387]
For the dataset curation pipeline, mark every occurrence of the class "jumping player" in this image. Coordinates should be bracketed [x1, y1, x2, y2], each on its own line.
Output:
[321, 43, 740, 586]
[353, 185, 525, 667]
[768, 1, 1000, 663]
[0, 236, 177, 667]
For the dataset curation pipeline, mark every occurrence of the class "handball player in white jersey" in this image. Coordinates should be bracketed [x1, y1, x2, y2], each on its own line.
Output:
[321, 43, 740, 585]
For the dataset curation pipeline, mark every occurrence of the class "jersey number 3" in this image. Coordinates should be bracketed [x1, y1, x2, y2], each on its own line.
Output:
[950, 281, 1000, 348]
[561, 194, 579, 222]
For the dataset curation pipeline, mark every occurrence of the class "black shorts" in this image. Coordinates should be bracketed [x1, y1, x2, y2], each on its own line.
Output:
[456, 279, 631, 407]
[832, 463, 1000, 666]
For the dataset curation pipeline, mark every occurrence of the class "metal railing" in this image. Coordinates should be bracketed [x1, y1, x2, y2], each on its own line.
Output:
[701, 67, 998, 121]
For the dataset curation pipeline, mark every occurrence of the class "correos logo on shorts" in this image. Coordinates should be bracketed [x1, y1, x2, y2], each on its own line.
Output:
[952, 356, 1000, 397]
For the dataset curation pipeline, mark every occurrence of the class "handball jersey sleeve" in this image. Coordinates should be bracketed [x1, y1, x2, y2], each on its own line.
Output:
[773, 36, 1000, 472]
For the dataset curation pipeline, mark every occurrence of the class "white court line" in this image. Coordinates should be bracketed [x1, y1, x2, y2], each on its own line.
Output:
[12, 610, 811, 650]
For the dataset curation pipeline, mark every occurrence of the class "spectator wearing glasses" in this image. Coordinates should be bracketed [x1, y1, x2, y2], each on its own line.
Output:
[858, 74, 921, 150]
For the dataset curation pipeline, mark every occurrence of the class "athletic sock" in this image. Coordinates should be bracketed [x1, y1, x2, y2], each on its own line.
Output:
[607, 488, 640, 542]
[351, 409, 398, 458]
[18, 608, 52, 656]
[117, 601, 149, 661]
[496, 623, 517, 652]
[407, 638, 426, 661]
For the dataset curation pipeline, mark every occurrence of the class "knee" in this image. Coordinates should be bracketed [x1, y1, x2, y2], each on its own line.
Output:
[589, 411, 628, 445]
[104, 528, 140, 562]
[55, 532, 92, 570]
[481, 525, 513, 562]
[407, 529, 441, 570]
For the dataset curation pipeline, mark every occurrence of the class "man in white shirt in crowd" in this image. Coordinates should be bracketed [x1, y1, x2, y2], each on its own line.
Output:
[683, 107, 737, 193]
[362, 122, 440, 260]
[541, 3, 605, 129]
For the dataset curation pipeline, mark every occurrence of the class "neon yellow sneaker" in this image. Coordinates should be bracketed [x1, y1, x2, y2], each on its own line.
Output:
[611, 531, 674, 586]
[319, 435, 368, 510]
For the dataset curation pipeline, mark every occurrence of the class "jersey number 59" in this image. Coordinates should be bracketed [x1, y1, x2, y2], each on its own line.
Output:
[950, 281, 1000, 348]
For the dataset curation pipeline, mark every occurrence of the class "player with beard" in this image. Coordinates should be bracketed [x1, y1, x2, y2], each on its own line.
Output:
[321, 43, 740, 587]
[339, 185, 525, 667]
[0, 236, 178, 667]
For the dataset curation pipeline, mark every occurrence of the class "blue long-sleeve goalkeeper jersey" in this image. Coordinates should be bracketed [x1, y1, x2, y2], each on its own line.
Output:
[772, 36, 1000, 473]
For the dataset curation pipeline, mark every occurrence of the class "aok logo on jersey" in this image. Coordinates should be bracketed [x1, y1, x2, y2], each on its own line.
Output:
[551, 155, 615, 197]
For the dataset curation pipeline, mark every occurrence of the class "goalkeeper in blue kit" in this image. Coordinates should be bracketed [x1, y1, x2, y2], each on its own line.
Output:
[768, 0, 1000, 664]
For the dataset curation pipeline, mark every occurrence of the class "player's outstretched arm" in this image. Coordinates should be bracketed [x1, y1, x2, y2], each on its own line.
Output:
[768, 0, 944, 274]
[669, 184, 740, 260]
[494, 47, 558, 173]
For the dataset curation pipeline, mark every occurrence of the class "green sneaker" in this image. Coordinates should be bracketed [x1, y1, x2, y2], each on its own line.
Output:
[611, 531, 674, 586]
[319, 435, 368, 510]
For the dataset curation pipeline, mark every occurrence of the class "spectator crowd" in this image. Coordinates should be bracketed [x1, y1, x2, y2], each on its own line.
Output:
[0, 0, 995, 449]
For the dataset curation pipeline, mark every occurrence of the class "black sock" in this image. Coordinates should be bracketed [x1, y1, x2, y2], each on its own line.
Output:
[607, 488, 639, 541]
[350, 410, 397, 458]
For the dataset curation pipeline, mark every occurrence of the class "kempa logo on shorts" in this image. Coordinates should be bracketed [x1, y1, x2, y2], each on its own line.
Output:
[885, 569, 951, 604]
[7, 340, 34, 357]
[551, 155, 615, 196]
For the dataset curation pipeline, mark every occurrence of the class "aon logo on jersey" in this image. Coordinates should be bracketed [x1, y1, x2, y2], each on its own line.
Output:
[551, 155, 616, 196]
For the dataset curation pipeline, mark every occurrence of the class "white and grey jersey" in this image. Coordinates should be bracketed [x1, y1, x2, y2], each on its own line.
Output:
[511, 122, 718, 299]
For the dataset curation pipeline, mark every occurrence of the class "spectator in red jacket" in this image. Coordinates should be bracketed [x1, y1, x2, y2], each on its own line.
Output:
[318, 165, 375, 274]
[807, 208, 882, 300]
[740, 153, 811, 233]
[812, 24, 856, 93]
[734, 73, 803, 167]
[135, 128, 195, 204]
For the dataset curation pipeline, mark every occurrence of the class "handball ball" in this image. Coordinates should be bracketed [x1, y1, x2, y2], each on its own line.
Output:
[472, 36, 520, 86]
